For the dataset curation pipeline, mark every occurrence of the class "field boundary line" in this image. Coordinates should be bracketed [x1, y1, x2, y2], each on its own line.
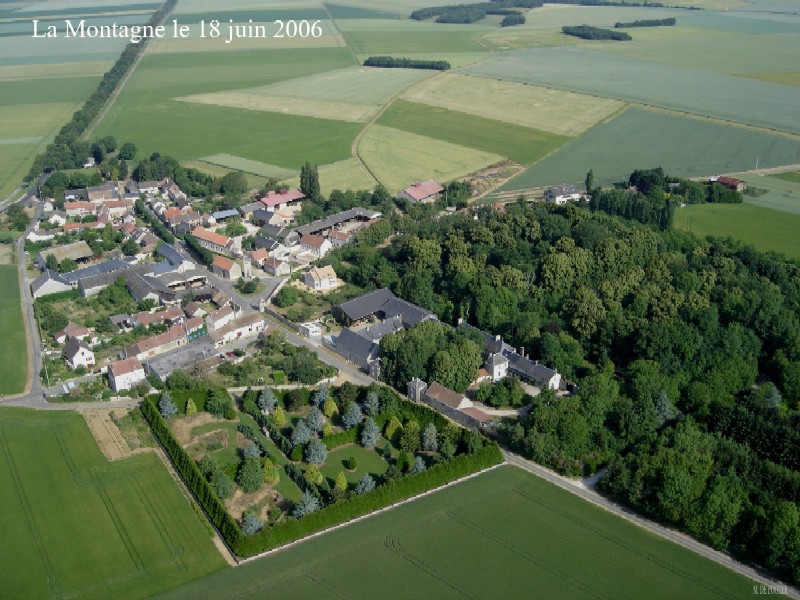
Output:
[82, 2, 175, 141]
[238, 461, 506, 565]
[503, 451, 800, 599]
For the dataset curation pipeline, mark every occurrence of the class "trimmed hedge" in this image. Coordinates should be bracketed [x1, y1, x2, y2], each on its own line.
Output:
[140, 397, 243, 547]
[234, 443, 503, 556]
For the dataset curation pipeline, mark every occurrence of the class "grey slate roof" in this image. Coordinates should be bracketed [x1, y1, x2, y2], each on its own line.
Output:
[294, 207, 382, 237]
[212, 209, 239, 220]
[381, 297, 436, 328]
[31, 269, 69, 295]
[238, 201, 264, 216]
[332, 288, 397, 324]
[253, 236, 282, 252]
[333, 328, 379, 371]
[156, 243, 191, 266]
[356, 315, 404, 342]
[505, 353, 558, 383]
[60, 259, 131, 284]
[63, 336, 91, 360]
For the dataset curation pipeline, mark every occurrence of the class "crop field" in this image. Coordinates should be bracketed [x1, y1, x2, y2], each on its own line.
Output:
[197, 154, 296, 178]
[400, 73, 622, 136]
[735, 172, 800, 214]
[361, 125, 503, 193]
[0, 408, 226, 600]
[378, 100, 569, 165]
[343, 30, 486, 54]
[284, 158, 375, 195]
[460, 47, 800, 135]
[178, 66, 433, 122]
[675, 203, 800, 258]
[500, 108, 800, 191]
[155, 466, 755, 600]
[770, 171, 800, 184]
[0, 265, 25, 395]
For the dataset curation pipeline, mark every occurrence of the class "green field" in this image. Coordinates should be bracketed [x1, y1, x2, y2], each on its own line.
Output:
[675, 203, 800, 259]
[378, 99, 569, 165]
[284, 158, 376, 195]
[0, 408, 226, 599]
[460, 47, 800, 135]
[155, 466, 756, 600]
[769, 171, 800, 184]
[735, 172, 800, 214]
[400, 73, 623, 136]
[500, 108, 800, 191]
[361, 125, 503, 193]
[0, 264, 25, 395]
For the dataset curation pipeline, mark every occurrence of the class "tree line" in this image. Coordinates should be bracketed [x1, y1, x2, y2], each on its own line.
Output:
[615, 17, 676, 27]
[363, 56, 451, 70]
[409, 0, 541, 24]
[320, 175, 800, 581]
[562, 25, 632, 40]
[25, 0, 177, 181]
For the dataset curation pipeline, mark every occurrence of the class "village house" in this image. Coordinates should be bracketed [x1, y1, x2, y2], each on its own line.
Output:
[86, 182, 119, 202]
[327, 229, 352, 248]
[47, 211, 67, 227]
[54, 322, 97, 345]
[185, 316, 207, 341]
[130, 306, 185, 329]
[713, 176, 747, 192]
[238, 201, 264, 219]
[260, 188, 305, 211]
[252, 209, 291, 227]
[299, 234, 332, 259]
[544, 185, 581, 205]
[107, 357, 146, 392]
[191, 227, 237, 256]
[263, 256, 290, 276]
[184, 302, 207, 319]
[63, 337, 95, 370]
[398, 180, 444, 204]
[212, 255, 242, 280]
[304, 265, 338, 292]
[30, 270, 72, 298]
[423, 381, 473, 411]
[206, 305, 236, 331]
[210, 313, 265, 348]
[64, 201, 96, 218]
[249, 248, 270, 269]
[125, 325, 188, 361]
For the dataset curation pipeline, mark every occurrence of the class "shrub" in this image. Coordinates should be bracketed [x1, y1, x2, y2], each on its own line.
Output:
[400, 421, 421, 453]
[272, 405, 287, 427]
[238, 458, 265, 493]
[159, 393, 177, 418]
[186, 398, 197, 416]
[293, 490, 320, 518]
[422, 423, 438, 452]
[305, 438, 328, 465]
[355, 474, 376, 495]
[347, 456, 357, 470]
[263, 458, 279, 484]
[211, 473, 234, 499]
[284, 388, 306, 412]
[244, 441, 261, 460]
[397, 451, 411, 473]
[206, 389, 233, 418]
[360, 417, 379, 448]
[334, 472, 348, 493]
[290, 445, 304, 461]
[342, 402, 362, 430]
[305, 464, 324, 486]
[242, 512, 264, 536]
[410, 456, 427, 474]
[291, 420, 312, 447]
[323, 397, 338, 418]
[385, 415, 403, 442]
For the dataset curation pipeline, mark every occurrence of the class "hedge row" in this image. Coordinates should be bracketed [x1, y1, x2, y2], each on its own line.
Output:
[140, 398, 243, 547]
[134, 199, 174, 244]
[235, 443, 503, 556]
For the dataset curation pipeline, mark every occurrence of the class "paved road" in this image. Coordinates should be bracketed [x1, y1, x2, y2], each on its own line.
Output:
[503, 451, 800, 599]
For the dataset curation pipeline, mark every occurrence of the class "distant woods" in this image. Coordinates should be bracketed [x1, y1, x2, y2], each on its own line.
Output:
[562, 25, 632, 41]
[410, 1, 541, 25]
[615, 17, 676, 27]
[363, 56, 451, 71]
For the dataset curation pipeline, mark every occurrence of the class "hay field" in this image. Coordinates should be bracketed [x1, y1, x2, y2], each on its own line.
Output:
[178, 67, 433, 122]
[378, 100, 569, 165]
[360, 125, 503, 193]
[500, 108, 800, 191]
[284, 158, 375, 194]
[198, 154, 296, 178]
[155, 466, 755, 600]
[675, 203, 800, 259]
[0, 408, 226, 599]
[400, 73, 623, 136]
[460, 47, 800, 135]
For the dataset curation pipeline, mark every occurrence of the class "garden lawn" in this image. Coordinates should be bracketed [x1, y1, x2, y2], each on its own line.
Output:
[0, 409, 225, 600]
[674, 203, 800, 259]
[154, 466, 756, 600]
[378, 100, 569, 165]
[0, 264, 25, 395]
[319, 441, 391, 484]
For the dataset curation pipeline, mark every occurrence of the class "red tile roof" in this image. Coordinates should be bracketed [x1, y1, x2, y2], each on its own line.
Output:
[260, 188, 305, 208]
[401, 179, 444, 202]
[213, 255, 235, 271]
[461, 407, 492, 422]
[109, 356, 144, 377]
[65, 201, 95, 212]
[192, 227, 231, 247]
[425, 381, 465, 409]
[251, 248, 269, 262]
[301, 234, 326, 249]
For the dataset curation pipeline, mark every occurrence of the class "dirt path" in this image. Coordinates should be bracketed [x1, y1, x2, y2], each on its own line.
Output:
[82, 409, 132, 461]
